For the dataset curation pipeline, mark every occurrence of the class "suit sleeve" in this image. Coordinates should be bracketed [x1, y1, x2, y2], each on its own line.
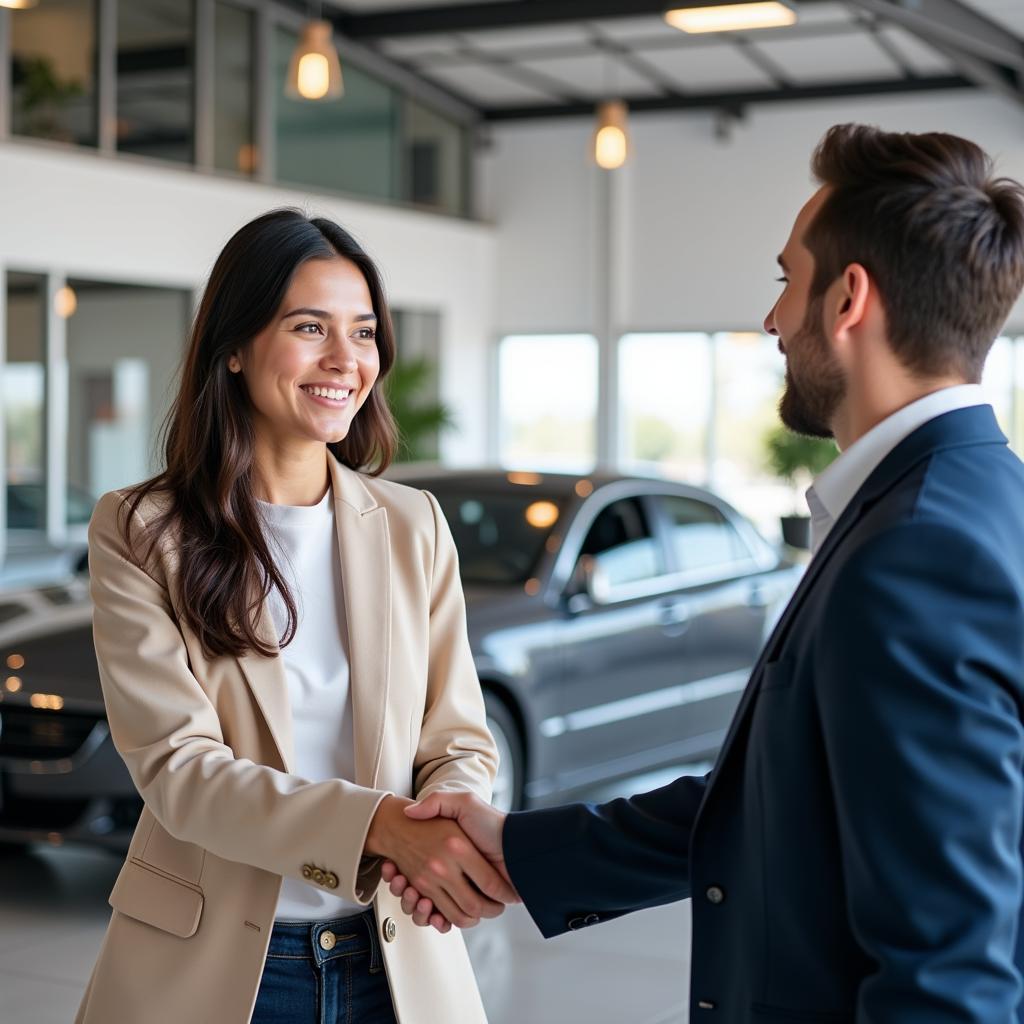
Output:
[88, 491, 391, 905]
[815, 522, 1024, 1023]
[411, 490, 497, 802]
[503, 773, 706, 937]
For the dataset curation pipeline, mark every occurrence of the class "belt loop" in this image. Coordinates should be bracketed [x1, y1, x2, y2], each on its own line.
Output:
[364, 909, 383, 972]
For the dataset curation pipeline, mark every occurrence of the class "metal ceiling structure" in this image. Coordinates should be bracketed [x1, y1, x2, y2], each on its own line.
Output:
[305, 0, 1024, 120]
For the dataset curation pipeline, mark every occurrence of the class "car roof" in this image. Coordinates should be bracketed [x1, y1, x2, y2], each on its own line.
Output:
[383, 464, 726, 504]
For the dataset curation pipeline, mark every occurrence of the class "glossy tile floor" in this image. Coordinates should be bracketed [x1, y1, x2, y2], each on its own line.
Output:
[0, 764, 705, 1024]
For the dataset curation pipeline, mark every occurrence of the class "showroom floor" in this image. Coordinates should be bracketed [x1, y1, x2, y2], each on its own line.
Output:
[0, 764, 702, 1024]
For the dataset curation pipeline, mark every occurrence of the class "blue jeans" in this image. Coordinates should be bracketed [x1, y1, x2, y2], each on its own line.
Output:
[251, 909, 398, 1024]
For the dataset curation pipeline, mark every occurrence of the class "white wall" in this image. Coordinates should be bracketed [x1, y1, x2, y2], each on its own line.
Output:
[0, 140, 497, 463]
[478, 90, 1024, 336]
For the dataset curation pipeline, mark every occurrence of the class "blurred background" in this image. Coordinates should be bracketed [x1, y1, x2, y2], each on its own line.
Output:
[0, 0, 1022, 1021]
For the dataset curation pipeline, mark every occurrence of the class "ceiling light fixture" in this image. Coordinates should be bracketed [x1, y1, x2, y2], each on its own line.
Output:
[664, 1, 796, 34]
[594, 100, 630, 170]
[0, 1, 39, 9]
[286, 19, 344, 101]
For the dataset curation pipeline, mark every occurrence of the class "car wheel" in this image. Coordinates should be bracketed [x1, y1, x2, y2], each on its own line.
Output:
[484, 691, 524, 813]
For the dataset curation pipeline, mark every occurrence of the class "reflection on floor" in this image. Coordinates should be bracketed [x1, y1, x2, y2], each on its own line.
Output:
[0, 763, 707, 1024]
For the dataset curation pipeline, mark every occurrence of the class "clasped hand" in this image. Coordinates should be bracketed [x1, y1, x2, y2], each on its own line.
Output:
[366, 792, 518, 934]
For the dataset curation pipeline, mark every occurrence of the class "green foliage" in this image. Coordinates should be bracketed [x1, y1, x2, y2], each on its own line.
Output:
[383, 357, 455, 462]
[764, 423, 838, 483]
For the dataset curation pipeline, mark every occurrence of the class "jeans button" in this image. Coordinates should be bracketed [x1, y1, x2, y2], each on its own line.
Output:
[319, 930, 336, 951]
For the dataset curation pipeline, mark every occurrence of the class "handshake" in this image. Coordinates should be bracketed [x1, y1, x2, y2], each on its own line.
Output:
[364, 792, 518, 934]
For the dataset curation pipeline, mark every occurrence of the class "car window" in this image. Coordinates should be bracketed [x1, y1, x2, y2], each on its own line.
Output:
[658, 495, 754, 576]
[426, 489, 565, 585]
[577, 497, 665, 590]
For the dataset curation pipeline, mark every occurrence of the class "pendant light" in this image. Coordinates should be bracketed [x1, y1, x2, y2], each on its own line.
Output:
[286, 15, 344, 101]
[0, 1, 39, 9]
[593, 100, 629, 170]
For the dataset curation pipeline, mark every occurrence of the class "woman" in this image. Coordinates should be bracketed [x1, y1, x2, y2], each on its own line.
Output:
[76, 209, 512, 1024]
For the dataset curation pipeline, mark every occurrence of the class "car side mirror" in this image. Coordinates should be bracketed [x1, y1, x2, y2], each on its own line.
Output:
[566, 555, 610, 613]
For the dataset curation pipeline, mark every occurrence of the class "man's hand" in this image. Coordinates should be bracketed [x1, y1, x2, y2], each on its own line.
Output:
[379, 792, 519, 933]
[363, 795, 517, 929]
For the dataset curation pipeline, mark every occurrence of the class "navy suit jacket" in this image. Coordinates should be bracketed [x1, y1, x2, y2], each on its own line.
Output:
[504, 405, 1024, 1023]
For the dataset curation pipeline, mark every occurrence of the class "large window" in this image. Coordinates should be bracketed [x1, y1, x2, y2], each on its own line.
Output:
[619, 333, 712, 482]
[10, 0, 97, 147]
[213, 1, 256, 176]
[498, 334, 598, 471]
[64, 281, 190, 519]
[4, 273, 47, 533]
[275, 25, 398, 201]
[117, 0, 195, 163]
[5, 4, 472, 215]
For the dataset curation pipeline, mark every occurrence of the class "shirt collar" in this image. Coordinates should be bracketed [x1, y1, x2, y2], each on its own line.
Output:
[805, 384, 988, 554]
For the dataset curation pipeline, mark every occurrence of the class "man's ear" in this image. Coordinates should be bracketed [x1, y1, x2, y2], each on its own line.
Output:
[831, 263, 871, 345]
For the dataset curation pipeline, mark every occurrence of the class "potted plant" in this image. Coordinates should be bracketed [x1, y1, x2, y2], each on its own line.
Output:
[384, 356, 455, 462]
[764, 424, 838, 550]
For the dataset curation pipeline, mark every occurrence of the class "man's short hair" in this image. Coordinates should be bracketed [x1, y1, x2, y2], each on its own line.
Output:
[806, 123, 1024, 381]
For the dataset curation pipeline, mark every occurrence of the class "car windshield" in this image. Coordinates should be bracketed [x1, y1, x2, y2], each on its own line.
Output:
[426, 487, 566, 585]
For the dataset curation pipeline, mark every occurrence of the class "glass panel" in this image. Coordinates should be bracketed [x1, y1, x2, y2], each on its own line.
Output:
[402, 98, 466, 215]
[713, 331, 790, 539]
[10, 0, 97, 146]
[390, 309, 443, 461]
[117, 0, 194, 163]
[578, 497, 664, 589]
[423, 488, 565, 585]
[275, 26, 398, 200]
[4, 273, 47, 532]
[214, 2, 256, 176]
[981, 336, 1013, 436]
[658, 495, 752, 575]
[499, 334, 598, 471]
[64, 281, 190, 532]
[619, 332, 712, 482]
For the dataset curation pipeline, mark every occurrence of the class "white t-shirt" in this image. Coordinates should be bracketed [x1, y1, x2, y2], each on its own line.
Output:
[258, 483, 364, 921]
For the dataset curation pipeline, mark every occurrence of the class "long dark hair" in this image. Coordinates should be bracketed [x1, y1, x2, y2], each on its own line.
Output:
[118, 208, 398, 659]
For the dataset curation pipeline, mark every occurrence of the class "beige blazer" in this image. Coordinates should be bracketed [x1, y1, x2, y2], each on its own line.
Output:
[75, 455, 497, 1024]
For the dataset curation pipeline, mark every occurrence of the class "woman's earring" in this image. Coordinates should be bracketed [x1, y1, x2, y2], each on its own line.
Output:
[228, 357, 240, 373]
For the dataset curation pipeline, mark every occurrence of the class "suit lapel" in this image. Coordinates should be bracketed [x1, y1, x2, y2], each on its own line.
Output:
[328, 456, 392, 788]
[236, 603, 294, 773]
[702, 404, 1008, 801]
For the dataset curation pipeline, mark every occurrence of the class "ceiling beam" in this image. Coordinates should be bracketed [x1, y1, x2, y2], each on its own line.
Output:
[480, 73, 974, 120]
[844, 0, 1024, 106]
[337, 0, 829, 38]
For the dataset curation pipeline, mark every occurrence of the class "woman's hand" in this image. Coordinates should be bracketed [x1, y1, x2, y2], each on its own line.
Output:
[363, 796, 517, 929]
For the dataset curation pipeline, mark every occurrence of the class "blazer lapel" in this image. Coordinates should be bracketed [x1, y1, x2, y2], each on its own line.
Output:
[328, 456, 392, 788]
[236, 602, 295, 773]
[703, 404, 1008, 799]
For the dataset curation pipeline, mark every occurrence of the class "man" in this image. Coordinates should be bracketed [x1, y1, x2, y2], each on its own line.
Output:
[384, 124, 1024, 1022]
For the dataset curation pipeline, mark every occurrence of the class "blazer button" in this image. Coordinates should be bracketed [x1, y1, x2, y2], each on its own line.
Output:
[382, 917, 397, 943]
[705, 886, 725, 905]
[302, 865, 313, 880]
[325, 872, 338, 889]
[312, 868, 325, 885]
[697, 1000, 717, 1010]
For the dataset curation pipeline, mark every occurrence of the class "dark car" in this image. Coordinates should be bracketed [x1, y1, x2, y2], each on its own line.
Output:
[0, 470, 800, 852]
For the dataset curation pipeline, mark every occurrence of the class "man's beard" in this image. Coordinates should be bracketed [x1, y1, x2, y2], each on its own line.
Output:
[778, 293, 846, 439]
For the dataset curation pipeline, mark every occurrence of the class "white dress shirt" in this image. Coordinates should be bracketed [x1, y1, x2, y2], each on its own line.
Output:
[806, 384, 989, 555]
[258, 484, 364, 921]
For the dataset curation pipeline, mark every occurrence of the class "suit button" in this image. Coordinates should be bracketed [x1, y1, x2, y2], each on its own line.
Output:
[697, 1000, 716, 1010]
[325, 872, 338, 889]
[705, 886, 725, 904]
[301, 865, 313, 880]
[382, 917, 397, 943]
[319, 930, 336, 951]
[312, 868, 325, 885]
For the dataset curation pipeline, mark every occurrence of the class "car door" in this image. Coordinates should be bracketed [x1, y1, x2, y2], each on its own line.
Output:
[645, 491, 774, 752]
[545, 492, 692, 791]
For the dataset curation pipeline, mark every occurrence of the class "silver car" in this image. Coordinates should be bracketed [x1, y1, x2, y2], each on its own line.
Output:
[0, 470, 800, 852]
